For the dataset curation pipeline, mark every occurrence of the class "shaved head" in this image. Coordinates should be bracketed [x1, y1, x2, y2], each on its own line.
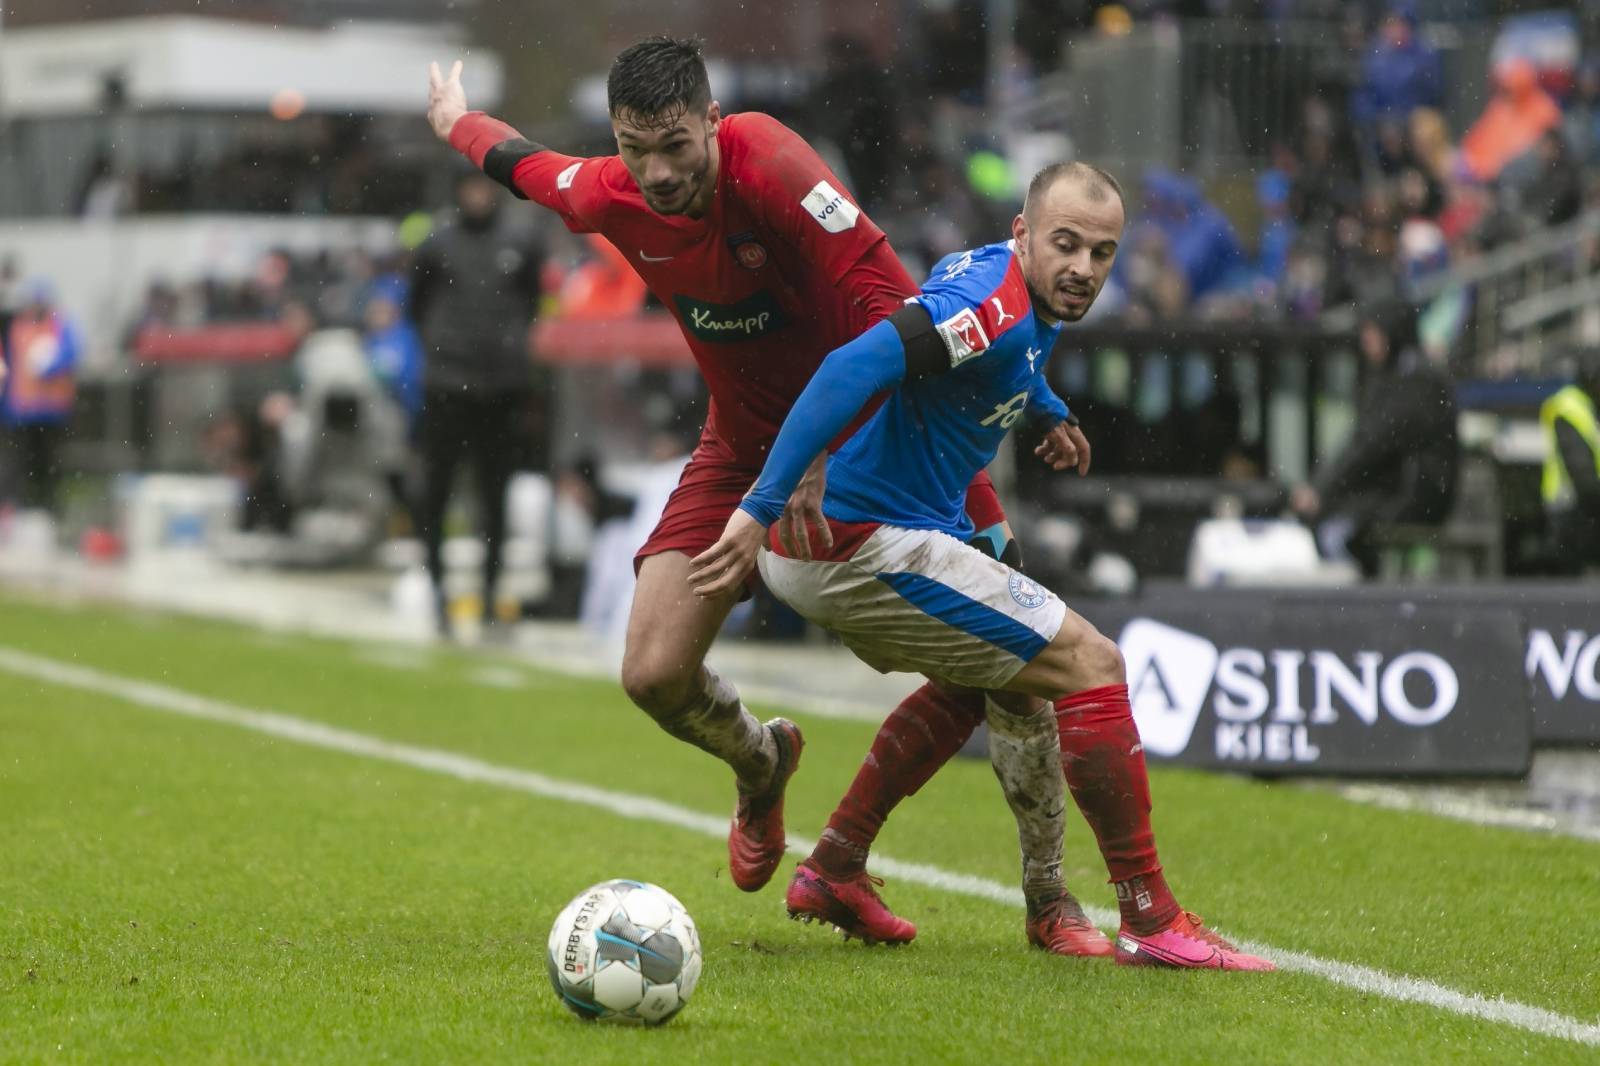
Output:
[1011, 161, 1125, 323]
[1023, 162, 1124, 223]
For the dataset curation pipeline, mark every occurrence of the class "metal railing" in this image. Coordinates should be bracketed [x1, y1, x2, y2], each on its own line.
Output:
[1411, 211, 1600, 377]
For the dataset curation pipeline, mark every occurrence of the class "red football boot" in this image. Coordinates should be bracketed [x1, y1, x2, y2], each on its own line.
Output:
[727, 718, 804, 892]
[785, 860, 917, 945]
[1026, 893, 1114, 958]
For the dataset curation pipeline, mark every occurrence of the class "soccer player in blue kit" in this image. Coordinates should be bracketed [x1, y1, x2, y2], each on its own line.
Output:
[689, 163, 1273, 970]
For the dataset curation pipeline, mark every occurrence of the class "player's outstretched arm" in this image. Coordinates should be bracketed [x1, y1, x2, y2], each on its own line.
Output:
[427, 60, 597, 228]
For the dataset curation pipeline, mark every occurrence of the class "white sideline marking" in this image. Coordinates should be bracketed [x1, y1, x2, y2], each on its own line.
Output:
[1335, 784, 1600, 844]
[467, 665, 526, 690]
[3, 645, 1597, 1049]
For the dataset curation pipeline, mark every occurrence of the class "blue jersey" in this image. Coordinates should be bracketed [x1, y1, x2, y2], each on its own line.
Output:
[742, 240, 1070, 540]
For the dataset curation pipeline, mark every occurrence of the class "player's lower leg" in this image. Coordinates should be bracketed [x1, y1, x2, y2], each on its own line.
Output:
[639, 664, 801, 892]
[787, 681, 982, 941]
[806, 680, 985, 879]
[645, 665, 778, 789]
[1056, 683, 1273, 971]
[1055, 683, 1176, 933]
[623, 555, 801, 891]
[986, 694, 1111, 958]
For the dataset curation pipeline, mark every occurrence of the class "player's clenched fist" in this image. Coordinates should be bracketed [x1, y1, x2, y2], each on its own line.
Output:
[427, 60, 468, 141]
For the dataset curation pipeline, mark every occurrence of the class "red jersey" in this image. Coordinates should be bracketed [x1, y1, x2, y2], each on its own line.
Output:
[450, 111, 917, 467]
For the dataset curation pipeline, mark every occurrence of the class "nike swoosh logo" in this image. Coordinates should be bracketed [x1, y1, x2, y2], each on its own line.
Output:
[638, 251, 674, 263]
[1126, 931, 1220, 966]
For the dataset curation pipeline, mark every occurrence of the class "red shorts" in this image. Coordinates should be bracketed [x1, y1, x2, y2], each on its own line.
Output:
[634, 453, 1008, 573]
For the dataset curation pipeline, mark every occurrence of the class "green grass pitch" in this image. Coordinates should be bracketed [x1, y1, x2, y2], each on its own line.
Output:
[1, 592, 1596, 1063]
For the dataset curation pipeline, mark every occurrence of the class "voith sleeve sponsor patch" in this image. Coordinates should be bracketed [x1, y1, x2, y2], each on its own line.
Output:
[801, 180, 860, 233]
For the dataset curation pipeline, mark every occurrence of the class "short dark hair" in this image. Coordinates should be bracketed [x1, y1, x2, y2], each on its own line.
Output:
[1025, 161, 1125, 218]
[607, 36, 712, 128]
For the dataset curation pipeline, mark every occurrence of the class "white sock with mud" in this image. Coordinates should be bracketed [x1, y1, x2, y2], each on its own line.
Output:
[655, 666, 777, 793]
[985, 695, 1067, 912]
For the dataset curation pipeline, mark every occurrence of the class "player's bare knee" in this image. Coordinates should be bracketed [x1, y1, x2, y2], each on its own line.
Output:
[1084, 633, 1125, 688]
[620, 654, 697, 719]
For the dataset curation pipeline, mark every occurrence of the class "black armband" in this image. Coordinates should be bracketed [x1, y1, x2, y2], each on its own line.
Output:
[888, 303, 951, 380]
[482, 138, 548, 199]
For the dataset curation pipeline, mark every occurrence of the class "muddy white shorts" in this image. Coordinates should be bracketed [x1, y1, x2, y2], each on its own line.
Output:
[757, 523, 1066, 690]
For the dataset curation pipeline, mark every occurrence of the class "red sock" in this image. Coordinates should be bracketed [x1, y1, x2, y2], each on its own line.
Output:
[810, 682, 986, 878]
[1056, 683, 1180, 934]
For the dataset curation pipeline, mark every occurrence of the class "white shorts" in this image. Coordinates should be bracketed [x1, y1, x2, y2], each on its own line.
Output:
[757, 524, 1067, 691]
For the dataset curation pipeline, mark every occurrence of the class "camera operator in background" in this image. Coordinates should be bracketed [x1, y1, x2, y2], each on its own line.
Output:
[409, 169, 547, 638]
[1292, 299, 1457, 575]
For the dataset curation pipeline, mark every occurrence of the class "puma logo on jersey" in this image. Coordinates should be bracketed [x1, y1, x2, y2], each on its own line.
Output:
[1025, 346, 1043, 372]
[638, 250, 674, 263]
[990, 298, 1016, 326]
[980, 391, 1030, 429]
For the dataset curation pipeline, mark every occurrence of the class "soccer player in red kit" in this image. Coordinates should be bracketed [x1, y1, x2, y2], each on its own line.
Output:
[426, 39, 1107, 956]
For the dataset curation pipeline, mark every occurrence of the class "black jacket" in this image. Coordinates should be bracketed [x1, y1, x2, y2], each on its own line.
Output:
[409, 211, 544, 393]
[1314, 355, 1458, 526]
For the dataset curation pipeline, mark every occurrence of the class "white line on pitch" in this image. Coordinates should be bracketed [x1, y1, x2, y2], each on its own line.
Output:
[2, 645, 1596, 1049]
[1334, 783, 1600, 844]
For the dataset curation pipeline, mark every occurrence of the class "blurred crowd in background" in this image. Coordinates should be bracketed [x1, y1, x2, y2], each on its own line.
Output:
[57, 4, 1600, 346]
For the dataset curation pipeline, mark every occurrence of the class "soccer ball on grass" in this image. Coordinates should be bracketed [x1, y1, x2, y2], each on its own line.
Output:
[546, 879, 702, 1025]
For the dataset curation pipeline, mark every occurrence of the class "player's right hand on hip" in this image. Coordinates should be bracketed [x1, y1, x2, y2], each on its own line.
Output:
[427, 59, 468, 141]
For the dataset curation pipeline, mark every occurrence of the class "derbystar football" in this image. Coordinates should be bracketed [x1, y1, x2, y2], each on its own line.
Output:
[546, 879, 702, 1025]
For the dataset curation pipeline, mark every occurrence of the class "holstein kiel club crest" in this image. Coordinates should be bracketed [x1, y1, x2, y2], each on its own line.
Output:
[1009, 573, 1046, 609]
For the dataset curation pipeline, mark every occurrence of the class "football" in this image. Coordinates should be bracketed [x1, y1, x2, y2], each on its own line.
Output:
[545, 879, 703, 1025]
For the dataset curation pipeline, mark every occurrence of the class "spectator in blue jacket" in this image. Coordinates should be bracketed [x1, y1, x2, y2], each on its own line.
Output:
[1142, 170, 1247, 301]
[1351, 4, 1443, 138]
[1, 279, 80, 512]
[361, 273, 425, 537]
[362, 275, 423, 431]
[1255, 170, 1296, 287]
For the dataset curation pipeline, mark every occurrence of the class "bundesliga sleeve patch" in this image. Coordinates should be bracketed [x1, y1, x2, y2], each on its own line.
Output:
[556, 162, 581, 190]
[801, 180, 860, 233]
[934, 307, 991, 367]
